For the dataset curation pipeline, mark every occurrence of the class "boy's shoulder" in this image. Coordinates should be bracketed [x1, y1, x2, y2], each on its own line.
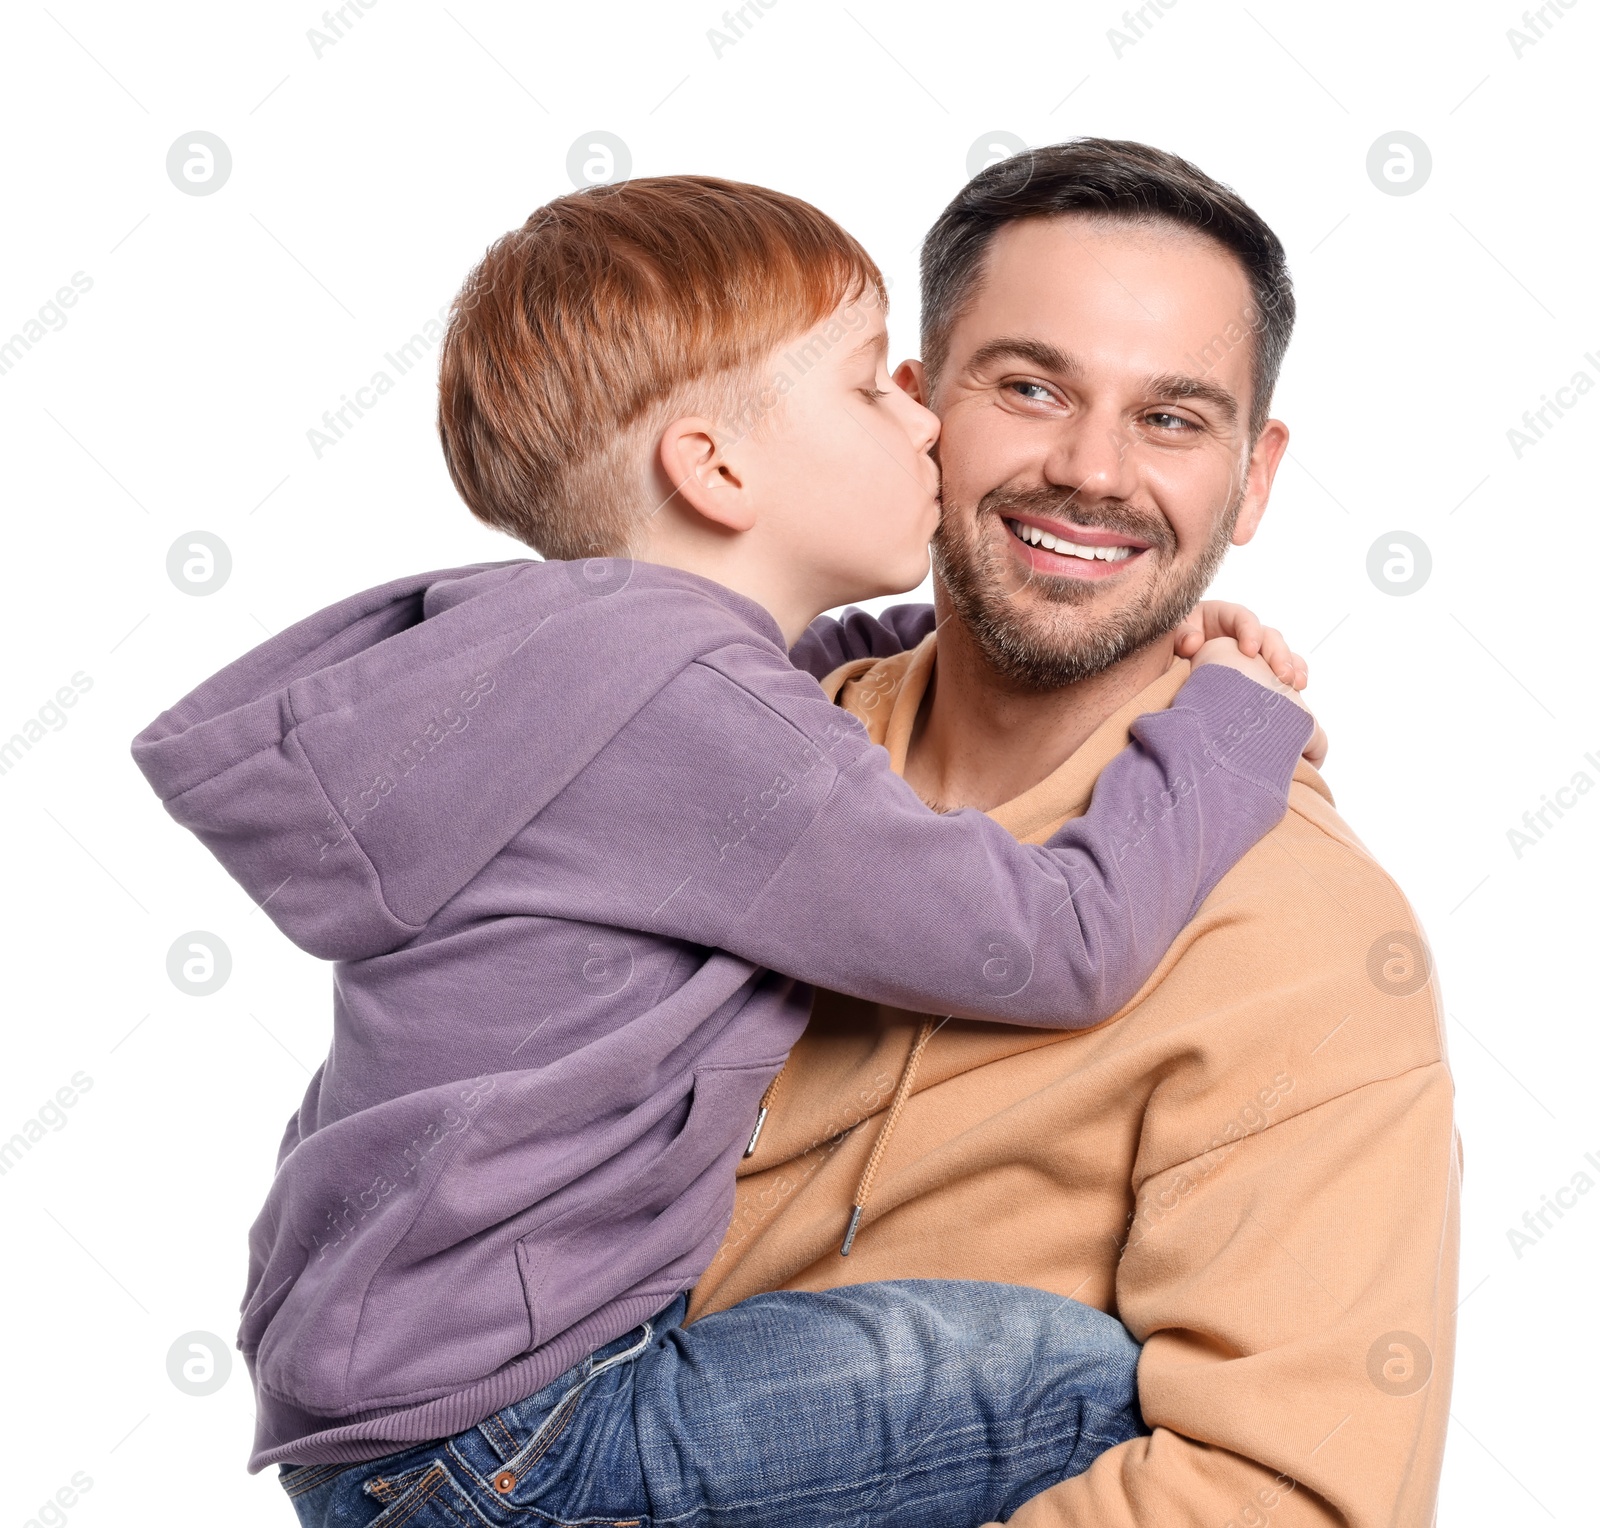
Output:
[423, 557, 786, 648]
[415, 556, 820, 720]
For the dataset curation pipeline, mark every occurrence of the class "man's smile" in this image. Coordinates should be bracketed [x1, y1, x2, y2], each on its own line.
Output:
[999, 511, 1153, 581]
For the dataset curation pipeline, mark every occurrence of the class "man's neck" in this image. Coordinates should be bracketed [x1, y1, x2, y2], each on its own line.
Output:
[902, 591, 1178, 813]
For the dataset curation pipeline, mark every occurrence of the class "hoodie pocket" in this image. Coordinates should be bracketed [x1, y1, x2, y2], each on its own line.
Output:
[517, 1061, 776, 1350]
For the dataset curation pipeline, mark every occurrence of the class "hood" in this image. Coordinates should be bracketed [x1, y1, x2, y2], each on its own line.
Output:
[131, 557, 782, 961]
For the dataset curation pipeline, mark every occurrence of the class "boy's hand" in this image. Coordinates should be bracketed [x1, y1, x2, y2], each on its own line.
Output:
[1191, 636, 1328, 769]
[1175, 601, 1307, 691]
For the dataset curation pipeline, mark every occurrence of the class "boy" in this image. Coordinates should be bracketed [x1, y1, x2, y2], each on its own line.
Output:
[132, 176, 1315, 1527]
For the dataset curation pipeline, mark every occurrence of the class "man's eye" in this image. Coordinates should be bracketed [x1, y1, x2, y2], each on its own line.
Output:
[1007, 381, 1055, 403]
[1145, 411, 1197, 432]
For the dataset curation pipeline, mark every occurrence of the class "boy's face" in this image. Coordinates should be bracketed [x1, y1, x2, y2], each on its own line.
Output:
[739, 293, 942, 612]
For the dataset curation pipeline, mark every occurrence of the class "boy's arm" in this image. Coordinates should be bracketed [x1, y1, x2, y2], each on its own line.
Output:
[794, 600, 1308, 691]
[564, 645, 1313, 1028]
[1174, 600, 1309, 689]
[788, 603, 936, 680]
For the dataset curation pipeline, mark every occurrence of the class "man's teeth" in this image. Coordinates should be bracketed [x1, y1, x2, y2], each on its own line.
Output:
[1006, 519, 1135, 562]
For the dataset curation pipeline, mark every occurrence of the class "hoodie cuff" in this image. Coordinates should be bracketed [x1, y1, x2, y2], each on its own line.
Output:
[1169, 662, 1316, 794]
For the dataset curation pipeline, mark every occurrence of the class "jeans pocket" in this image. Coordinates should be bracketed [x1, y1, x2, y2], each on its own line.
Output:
[477, 1340, 659, 1526]
[360, 1460, 479, 1527]
[280, 1462, 357, 1503]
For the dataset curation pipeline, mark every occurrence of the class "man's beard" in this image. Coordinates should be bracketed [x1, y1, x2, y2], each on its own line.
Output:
[932, 483, 1241, 691]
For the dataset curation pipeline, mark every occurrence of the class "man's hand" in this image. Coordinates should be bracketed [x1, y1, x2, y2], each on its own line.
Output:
[1191, 636, 1328, 769]
[1175, 601, 1307, 691]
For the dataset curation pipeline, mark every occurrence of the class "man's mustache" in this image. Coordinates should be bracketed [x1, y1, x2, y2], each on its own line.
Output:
[973, 484, 1177, 556]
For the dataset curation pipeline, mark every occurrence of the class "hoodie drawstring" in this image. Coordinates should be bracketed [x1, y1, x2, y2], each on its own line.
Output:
[743, 1018, 940, 1257]
[744, 1068, 784, 1158]
[841, 1016, 937, 1256]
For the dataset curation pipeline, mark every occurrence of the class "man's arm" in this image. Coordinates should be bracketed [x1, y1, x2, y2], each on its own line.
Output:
[991, 1055, 1459, 1526]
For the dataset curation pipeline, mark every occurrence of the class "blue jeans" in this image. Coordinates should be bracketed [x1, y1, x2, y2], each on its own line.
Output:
[281, 1280, 1145, 1528]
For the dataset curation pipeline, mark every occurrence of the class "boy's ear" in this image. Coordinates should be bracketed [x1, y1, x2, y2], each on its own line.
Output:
[658, 416, 756, 534]
[892, 358, 927, 406]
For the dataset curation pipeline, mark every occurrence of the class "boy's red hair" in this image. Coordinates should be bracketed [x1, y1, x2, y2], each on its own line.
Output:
[438, 175, 887, 560]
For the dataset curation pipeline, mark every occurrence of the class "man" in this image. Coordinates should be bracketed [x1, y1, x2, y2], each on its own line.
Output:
[690, 139, 1459, 1526]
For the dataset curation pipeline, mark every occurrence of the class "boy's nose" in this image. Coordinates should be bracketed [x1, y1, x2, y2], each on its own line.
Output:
[909, 397, 941, 453]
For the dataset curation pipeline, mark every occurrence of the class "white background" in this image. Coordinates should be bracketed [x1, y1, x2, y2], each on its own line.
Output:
[2, 1, 1595, 1522]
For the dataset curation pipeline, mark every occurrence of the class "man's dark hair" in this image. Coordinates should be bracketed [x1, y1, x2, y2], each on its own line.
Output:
[921, 138, 1295, 437]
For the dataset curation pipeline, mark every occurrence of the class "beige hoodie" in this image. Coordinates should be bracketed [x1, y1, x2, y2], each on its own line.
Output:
[690, 637, 1460, 1527]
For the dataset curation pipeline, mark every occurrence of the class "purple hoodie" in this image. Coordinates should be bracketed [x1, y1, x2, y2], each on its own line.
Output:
[130, 557, 1311, 1470]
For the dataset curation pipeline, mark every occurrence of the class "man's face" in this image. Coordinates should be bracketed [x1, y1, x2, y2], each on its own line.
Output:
[903, 215, 1289, 689]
